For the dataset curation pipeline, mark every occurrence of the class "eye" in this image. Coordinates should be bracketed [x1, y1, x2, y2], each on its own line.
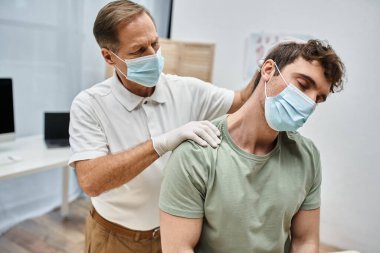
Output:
[130, 48, 146, 55]
[152, 41, 160, 50]
[296, 78, 308, 91]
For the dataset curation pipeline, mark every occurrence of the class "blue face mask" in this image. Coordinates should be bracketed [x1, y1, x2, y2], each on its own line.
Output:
[112, 49, 165, 87]
[264, 63, 316, 132]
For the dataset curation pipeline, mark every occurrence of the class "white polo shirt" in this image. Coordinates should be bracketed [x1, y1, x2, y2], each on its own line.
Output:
[69, 73, 234, 230]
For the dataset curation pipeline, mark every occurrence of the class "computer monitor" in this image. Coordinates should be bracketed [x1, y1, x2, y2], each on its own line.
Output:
[0, 78, 15, 143]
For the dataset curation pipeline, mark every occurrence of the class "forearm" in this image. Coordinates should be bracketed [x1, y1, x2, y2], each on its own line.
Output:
[228, 75, 256, 113]
[240, 76, 256, 104]
[290, 239, 319, 253]
[76, 140, 159, 196]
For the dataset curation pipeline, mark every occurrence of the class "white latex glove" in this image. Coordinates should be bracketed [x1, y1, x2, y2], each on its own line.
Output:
[151, 121, 221, 156]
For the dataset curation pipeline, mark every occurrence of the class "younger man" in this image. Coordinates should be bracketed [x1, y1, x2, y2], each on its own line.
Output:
[159, 39, 345, 253]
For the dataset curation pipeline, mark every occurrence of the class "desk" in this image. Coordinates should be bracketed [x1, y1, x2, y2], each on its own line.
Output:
[0, 135, 71, 217]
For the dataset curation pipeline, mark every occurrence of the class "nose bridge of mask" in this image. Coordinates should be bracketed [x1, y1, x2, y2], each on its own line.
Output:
[110, 49, 159, 65]
[125, 49, 160, 65]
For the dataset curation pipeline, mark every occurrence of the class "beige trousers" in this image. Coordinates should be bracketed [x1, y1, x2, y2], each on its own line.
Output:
[84, 208, 162, 253]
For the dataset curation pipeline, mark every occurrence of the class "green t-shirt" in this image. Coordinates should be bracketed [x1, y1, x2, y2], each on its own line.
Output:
[159, 115, 321, 253]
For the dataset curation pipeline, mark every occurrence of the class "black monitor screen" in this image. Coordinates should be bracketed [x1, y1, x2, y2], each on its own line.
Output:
[0, 78, 15, 134]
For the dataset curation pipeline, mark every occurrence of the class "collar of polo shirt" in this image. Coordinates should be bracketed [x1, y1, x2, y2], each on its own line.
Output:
[111, 72, 167, 112]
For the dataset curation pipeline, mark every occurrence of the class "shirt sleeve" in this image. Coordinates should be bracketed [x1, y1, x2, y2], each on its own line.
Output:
[300, 148, 322, 210]
[68, 92, 108, 167]
[159, 141, 211, 218]
[185, 77, 234, 121]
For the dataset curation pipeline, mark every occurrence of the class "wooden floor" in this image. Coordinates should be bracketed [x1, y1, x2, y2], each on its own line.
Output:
[0, 198, 343, 253]
[0, 198, 90, 253]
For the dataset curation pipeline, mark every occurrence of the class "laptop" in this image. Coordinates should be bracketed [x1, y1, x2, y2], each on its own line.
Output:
[44, 112, 70, 148]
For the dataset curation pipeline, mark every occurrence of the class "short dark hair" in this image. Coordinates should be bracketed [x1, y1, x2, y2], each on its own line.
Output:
[253, 39, 345, 93]
[93, 0, 155, 52]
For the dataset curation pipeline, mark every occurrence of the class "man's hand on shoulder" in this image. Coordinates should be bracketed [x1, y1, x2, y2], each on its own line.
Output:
[151, 121, 221, 156]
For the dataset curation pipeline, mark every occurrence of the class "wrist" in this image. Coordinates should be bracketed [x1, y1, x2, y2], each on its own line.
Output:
[151, 135, 167, 156]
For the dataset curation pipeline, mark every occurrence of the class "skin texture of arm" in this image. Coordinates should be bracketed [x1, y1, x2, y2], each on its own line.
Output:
[75, 140, 159, 197]
[160, 211, 203, 253]
[290, 208, 320, 253]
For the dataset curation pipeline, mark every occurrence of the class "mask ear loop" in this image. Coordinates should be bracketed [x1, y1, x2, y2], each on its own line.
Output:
[110, 50, 124, 61]
[264, 63, 275, 98]
[273, 62, 289, 87]
[114, 65, 128, 80]
[109, 51, 129, 80]
[259, 59, 269, 99]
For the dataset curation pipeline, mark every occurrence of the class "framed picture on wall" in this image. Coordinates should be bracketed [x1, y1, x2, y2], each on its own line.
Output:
[243, 32, 313, 81]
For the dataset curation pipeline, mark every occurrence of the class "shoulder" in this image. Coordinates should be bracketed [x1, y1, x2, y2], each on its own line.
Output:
[283, 131, 319, 155]
[161, 73, 213, 91]
[177, 115, 226, 154]
[72, 78, 112, 108]
[168, 139, 216, 179]
[161, 74, 232, 103]
[162, 73, 209, 85]
[211, 115, 228, 129]
[70, 78, 113, 119]
[171, 140, 215, 165]
[282, 131, 321, 179]
[282, 132, 321, 184]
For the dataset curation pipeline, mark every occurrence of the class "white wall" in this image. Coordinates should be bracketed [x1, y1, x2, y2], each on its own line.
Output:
[0, 0, 83, 234]
[0, 0, 84, 136]
[172, 0, 380, 252]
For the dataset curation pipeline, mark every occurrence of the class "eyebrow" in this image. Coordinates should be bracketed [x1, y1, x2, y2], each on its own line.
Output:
[296, 73, 327, 102]
[129, 37, 159, 51]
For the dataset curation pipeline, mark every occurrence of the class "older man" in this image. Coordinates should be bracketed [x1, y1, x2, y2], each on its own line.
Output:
[69, 1, 254, 252]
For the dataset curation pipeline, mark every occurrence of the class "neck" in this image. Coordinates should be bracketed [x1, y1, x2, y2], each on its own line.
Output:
[116, 71, 155, 97]
[227, 85, 279, 155]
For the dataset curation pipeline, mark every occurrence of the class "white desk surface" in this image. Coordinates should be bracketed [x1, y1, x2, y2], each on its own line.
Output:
[0, 135, 71, 180]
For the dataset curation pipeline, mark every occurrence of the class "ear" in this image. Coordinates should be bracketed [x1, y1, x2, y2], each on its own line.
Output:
[260, 59, 275, 83]
[101, 48, 116, 66]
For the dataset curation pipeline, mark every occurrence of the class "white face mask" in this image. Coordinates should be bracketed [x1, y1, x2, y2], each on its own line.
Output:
[111, 49, 165, 87]
[264, 62, 316, 132]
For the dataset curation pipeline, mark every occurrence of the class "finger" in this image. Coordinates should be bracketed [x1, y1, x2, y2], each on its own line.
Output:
[189, 133, 208, 147]
[199, 123, 221, 145]
[194, 128, 218, 148]
[202, 121, 221, 136]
